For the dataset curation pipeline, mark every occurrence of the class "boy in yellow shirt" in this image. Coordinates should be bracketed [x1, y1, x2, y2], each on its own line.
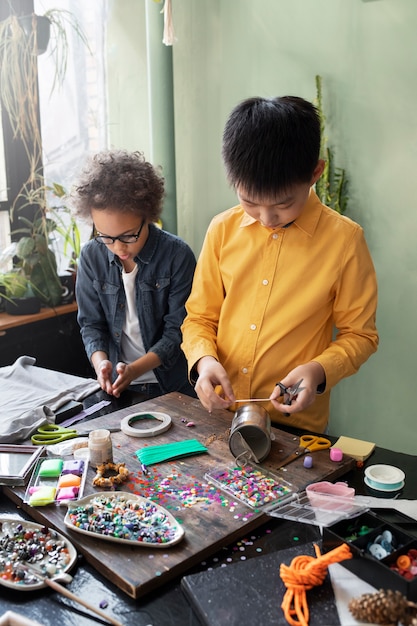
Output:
[181, 96, 378, 433]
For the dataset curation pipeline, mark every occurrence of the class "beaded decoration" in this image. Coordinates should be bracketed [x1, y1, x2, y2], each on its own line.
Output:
[92, 462, 130, 488]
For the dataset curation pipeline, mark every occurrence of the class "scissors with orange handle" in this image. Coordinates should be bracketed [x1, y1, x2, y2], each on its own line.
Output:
[277, 434, 331, 470]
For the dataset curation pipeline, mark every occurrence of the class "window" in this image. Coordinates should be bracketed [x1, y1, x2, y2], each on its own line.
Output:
[36, 0, 108, 273]
[0, 0, 108, 273]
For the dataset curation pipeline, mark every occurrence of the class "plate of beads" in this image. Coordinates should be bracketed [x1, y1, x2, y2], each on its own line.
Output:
[0, 517, 77, 590]
[64, 492, 185, 547]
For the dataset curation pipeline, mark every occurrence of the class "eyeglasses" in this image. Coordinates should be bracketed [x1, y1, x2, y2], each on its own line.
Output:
[94, 219, 145, 245]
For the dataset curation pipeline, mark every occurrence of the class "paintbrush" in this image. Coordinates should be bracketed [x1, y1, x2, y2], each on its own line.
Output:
[17, 563, 124, 626]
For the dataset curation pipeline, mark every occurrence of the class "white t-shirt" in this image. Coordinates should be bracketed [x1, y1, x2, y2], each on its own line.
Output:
[120, 265, 157, 384]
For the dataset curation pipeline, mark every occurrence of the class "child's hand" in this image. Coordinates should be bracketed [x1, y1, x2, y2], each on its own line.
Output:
[111, 362, 134, 398]
[195, 356, 236, 412]
[95, 359, 114, 395]
[270, 362, 325, 415]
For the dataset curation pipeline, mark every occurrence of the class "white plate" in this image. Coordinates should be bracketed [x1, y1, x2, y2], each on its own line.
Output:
[64, 492, 185, 547]
[364, 464, 405, 486]
[364, 476, 405, 493]
[0, 517, 77, 590]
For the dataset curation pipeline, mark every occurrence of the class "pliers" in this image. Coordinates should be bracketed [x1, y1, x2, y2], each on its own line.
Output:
[276, 378, 305, 415]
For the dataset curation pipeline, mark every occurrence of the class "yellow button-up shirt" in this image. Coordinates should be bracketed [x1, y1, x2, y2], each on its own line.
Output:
[181, 190, 378, 432]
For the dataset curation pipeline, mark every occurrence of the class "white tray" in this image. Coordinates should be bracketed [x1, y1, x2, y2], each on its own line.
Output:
[64, 492, 185, 547]
[0, 517, 77, 590]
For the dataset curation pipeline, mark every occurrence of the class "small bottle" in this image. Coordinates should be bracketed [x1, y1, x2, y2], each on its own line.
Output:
[88, 429, 113, 468]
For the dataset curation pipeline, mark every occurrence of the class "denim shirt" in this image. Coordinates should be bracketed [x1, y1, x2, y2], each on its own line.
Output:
[76, 223, 196, 394]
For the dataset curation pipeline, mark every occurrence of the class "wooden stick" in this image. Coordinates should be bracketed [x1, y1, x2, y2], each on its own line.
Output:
[43, 577, 124, 626]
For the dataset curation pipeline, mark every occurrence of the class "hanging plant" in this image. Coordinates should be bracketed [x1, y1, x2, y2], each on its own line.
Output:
[0, 9, 90, 185]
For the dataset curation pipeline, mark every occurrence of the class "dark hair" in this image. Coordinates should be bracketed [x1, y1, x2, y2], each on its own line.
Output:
[222, 96, 321, 197]
[70, 149, 165, 221]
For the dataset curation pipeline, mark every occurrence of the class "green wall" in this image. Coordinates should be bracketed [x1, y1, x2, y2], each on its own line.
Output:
[107, 0, 417, 454]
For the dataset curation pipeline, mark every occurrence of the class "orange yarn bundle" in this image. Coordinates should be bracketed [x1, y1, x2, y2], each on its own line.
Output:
[280, 542, 352, 626]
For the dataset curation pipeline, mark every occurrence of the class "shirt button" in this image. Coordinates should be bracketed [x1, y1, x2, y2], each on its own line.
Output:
[262, 279, 269, 286]
[250, 324, 256, 330]
[272, 233, 278, 240]
[242, 367, 248, 374]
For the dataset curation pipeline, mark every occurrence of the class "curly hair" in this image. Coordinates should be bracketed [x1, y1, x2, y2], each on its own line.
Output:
[70, 149, 165, 222]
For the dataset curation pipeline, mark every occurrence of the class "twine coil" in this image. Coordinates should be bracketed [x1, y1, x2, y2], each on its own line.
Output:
[280, 542, 352, 626]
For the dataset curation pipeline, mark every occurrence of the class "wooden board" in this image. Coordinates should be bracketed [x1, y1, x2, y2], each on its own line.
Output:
[3, 393, 355, 599]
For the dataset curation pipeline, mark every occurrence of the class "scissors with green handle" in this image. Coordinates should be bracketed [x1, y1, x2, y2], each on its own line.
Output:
[277, 434, 331, 470]
[31, 424, 80, 445]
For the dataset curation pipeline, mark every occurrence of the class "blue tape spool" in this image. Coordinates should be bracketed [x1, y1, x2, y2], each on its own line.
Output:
[364, 464, 405, 492]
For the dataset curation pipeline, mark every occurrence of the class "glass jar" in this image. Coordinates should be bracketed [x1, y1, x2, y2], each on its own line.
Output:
[88, 429, 113, 468]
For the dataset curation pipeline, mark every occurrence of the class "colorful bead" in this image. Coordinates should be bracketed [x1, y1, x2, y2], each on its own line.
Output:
[67, 494, 179, 544]
[0, 522, 71, 585]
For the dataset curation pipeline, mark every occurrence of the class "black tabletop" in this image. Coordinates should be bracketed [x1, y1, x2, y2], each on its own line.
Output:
[0, 390, 415, 626]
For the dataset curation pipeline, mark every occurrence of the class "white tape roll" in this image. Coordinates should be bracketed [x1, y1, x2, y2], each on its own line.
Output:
[120, 412, 172, 437]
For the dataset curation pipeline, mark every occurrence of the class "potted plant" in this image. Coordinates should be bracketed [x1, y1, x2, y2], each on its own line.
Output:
[47, 182, 81, 275]
[0, 270, 41, 316]
[10, 205, 63, 309]
[0, 8, 88, 311]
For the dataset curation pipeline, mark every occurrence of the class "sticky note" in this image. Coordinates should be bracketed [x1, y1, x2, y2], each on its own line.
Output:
[333, 436, 375, 462]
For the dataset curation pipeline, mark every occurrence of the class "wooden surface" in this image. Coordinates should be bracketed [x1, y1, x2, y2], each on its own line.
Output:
[3, 393, 355, 599]
[0, 302, 77, 331]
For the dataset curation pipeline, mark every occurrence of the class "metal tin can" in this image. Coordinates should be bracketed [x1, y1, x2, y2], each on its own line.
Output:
[229, 404, 272, 463]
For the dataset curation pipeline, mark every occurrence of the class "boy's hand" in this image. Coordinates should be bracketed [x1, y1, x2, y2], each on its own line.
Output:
[195, 356, 236, 412]
[269, 362, 325, 415]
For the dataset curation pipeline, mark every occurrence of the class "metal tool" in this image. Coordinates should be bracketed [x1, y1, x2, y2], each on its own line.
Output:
[31, 423, 121, 445]
[277, 434, 332, 470]
[31, 424, 80, 445]
[276, 378, 305, 415]
[234, 379, 305, 409]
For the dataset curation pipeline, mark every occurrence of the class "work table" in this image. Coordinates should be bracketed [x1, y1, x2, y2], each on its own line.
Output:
[0, 389, 416, 625]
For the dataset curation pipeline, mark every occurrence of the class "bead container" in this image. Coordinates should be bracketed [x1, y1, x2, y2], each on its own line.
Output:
[24, 457, 87, 506]
[0, 518, 77, 590]
[205, 463, 294, 510]
[323, 508, 417, 600]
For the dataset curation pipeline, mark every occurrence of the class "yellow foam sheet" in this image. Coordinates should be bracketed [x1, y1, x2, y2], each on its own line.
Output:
[333, 435, 375, 461]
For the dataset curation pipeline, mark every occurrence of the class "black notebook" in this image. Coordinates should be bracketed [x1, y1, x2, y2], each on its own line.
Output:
[181, 541, 340, 626]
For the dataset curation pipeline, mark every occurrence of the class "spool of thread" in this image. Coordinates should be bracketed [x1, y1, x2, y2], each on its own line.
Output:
[364, 464, 405, 492]
[88, 429, 113, 468]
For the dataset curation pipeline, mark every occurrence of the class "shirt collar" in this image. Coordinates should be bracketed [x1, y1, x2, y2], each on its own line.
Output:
[238, 188, 323, 237]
